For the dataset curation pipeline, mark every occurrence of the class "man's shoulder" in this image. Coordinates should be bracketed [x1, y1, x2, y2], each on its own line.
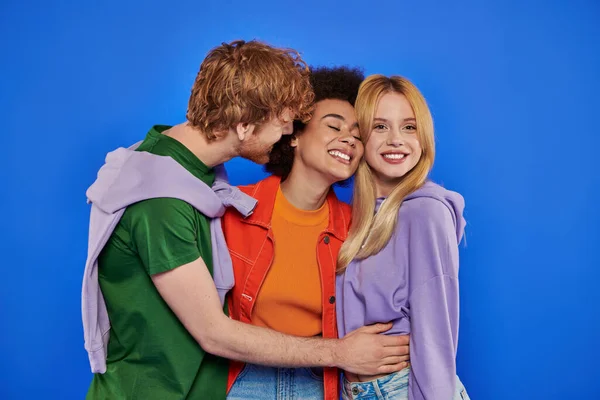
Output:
[123, 197, 207, 224]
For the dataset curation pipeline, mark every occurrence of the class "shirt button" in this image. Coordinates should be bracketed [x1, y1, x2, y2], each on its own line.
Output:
[329, 296, 335, 304]
[352, 387, 359, 395]
[323, 235, 330, 244]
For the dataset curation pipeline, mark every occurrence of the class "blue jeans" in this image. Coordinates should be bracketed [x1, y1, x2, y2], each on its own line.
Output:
[227, 363, 324, 400]
[341, 368, 469, 400]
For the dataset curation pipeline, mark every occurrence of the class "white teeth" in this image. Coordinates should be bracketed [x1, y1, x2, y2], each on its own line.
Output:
[329, 150, 350, 161]
[383, 153, 406, 159]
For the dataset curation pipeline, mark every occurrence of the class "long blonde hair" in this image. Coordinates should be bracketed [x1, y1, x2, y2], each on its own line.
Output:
[337, 75, 436, 272]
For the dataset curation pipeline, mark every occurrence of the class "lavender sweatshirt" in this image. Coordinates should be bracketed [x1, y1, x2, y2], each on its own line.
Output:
[336, 181, 466, 400]
[81, 144, 256, 373]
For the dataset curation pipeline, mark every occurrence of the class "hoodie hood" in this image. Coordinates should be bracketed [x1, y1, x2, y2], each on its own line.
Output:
[404, 181, 466, 243]
[375, 180, 465, 243]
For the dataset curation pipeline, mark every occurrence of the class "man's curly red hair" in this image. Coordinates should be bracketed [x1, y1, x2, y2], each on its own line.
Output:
[186, 40, 314, 140]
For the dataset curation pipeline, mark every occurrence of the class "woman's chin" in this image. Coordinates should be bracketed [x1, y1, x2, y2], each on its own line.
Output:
[327, 172, 354, 186]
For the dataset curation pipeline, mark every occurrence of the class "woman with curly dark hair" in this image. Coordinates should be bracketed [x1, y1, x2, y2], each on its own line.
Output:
[222, 66, 411, 400]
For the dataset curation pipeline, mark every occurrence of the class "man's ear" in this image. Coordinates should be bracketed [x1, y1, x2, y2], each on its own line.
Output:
[235, 122, 256, 141]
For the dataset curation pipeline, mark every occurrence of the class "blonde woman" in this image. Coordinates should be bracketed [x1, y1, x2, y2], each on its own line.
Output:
[336, 75, 470, 400]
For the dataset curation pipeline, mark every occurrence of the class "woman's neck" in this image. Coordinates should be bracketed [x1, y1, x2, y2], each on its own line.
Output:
[280, 168, 331, 211]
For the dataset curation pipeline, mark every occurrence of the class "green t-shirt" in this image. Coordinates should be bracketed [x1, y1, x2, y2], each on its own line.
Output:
[86, 126, 228, 400]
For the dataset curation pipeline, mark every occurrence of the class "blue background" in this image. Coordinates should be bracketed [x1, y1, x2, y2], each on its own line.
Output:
[1, 0, 599, 399]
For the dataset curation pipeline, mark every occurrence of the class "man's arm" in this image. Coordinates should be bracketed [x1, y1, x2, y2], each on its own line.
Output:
[153, 257, 409, 375]
[126, 198, 409, 375]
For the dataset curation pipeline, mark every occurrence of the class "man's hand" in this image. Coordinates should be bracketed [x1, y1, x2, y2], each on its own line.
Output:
[153, 257, 410, 370]
[334, 323, 410, 375]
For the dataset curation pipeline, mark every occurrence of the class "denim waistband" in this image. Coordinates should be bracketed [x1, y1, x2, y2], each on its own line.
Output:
[343, 368, 410, 399]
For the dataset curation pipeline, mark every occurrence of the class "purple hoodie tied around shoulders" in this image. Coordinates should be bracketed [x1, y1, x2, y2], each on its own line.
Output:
[81, 143, 257, 374]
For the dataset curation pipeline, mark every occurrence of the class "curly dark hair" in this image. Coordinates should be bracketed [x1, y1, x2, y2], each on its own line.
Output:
[265, 66, 364, 181]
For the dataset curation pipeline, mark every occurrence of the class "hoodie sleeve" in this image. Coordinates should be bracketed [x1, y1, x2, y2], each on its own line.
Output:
[401, 197, 460, 400]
